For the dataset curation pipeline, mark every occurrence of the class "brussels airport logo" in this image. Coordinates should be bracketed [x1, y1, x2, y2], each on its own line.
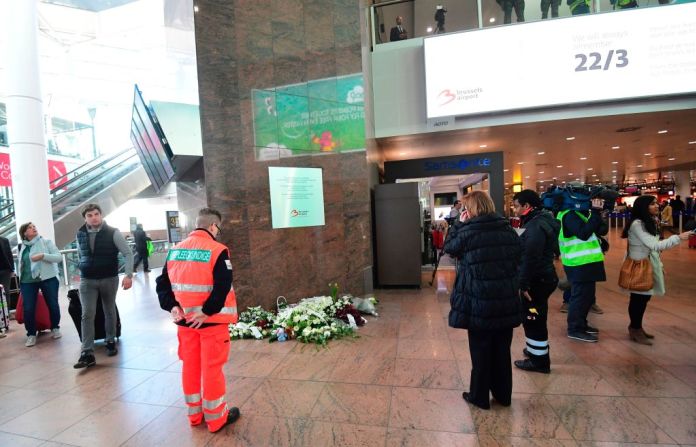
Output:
[290, 209, 309, 217]
[436, 87, 483, 107]
[437, 89, 457, 106]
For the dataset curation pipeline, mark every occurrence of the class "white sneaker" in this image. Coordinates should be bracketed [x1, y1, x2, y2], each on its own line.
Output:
[51, 328, 62, 339]
[25, 335, 37, 347]
[0, 331, 6, 338]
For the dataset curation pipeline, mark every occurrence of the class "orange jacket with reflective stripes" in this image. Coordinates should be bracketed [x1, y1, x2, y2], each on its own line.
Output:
[166, 229, 238, 324]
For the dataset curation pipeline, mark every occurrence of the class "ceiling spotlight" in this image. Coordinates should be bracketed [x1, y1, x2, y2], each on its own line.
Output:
[480, 144, 487, 148]
[612, 170, 617, 173]
[580, 157, 587, 160]
[538, 171, 545, 174]
[537, 151, 545, 155]
[637, 165, 643, 168]
[566, 137, 575, 141]
[504, 169, 509, 172]
[668, 157, 676, 161]
[592, 174, 597, 177]
[517, 162, 525, 165]
[552, 177, 557, 180]
[587, 168, 593, 171]
[525, 176, 530, 179]
[505, 182, 509, 185]
[556, 165, 563, 168]
[568, 173, 573, 175]
[658, 130, 668, 134]
[399, 152, 407, 156]
[612, 146, 620, 149]
[644, 153, 651, 156]
[576, 178, 580, 181]
[489, 17, 496, 23]
[689, 141, 696, 144]
[612, 161, 619, 164]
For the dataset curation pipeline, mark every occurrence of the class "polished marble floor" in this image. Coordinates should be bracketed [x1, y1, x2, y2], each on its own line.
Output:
[0, 231, 695, 446]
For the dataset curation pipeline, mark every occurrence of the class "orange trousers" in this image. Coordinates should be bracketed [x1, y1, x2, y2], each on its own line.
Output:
[177, 324, 231, 432]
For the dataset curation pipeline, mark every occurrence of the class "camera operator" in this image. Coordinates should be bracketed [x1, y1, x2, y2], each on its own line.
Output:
[557, 197, 609, 343]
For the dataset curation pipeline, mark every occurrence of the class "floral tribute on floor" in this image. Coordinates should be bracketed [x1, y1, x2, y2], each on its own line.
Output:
[228, 284, 378, 346]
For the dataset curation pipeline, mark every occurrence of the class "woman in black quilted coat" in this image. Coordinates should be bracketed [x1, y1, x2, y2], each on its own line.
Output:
[444, 191, 522, 410]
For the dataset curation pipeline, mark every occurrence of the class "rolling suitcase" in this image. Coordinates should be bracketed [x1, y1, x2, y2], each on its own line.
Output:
[0, 285, 9, 334]
[67, 289, 122, 341]
[15, 291, 52, 331]
[8, 275, 19, 310]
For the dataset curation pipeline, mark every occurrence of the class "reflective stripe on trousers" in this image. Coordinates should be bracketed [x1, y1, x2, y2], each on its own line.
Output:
[182, 305, 238, 315]
[204, 404, 228, 422]
[203, 395, 226, 410]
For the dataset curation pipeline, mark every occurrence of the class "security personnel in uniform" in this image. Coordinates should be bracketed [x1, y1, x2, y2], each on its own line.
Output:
[512, 190, 560, 373]
[568, 0, 591, 15]
[557, 198, 608, 343]
[156, 208, 240, 433]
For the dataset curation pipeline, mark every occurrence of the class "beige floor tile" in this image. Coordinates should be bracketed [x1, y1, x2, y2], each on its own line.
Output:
[629, 397, 696, 444]
[0, 394, 109, 439]
[530, 365, 621, 396]
[594, 364, 696, 397]
[0, 431, 45, 447]
[66, 366, 156, 400]
[121, 406, 214, 447]
[389, 386, 475, 433]
[241, 379, 325, 418]
[50, 400, 167, 447]
[392, 358, 463, 389]
[386, 429, 478, 447]
[0, 389, 61, 426]
[397, 338, 455, 360]
[310, 382, 391, 426]
[269, 353, 339, 381]
[545, 395, 675, 443]
[118, 371, 183, 406]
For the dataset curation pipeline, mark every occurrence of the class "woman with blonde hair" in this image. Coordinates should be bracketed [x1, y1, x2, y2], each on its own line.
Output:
[18, 222, 62, 347]
[444, 191, 522, 410]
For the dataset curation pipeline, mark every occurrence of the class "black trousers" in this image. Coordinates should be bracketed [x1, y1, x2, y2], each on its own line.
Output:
[502, 0, 525, 24]
[522, 279, 558, 366]
[467, 327, 514, 408]
[540, 0, 560, 18]
[134, 250, 149, 271]
[629, 293, 651, 329]
[567, 281, 595, 334]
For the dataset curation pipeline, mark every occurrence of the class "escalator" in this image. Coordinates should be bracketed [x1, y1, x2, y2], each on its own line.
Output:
[0, 147, 150, 248]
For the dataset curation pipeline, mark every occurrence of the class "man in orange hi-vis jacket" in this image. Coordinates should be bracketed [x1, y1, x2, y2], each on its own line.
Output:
[156, 208, 240, 433]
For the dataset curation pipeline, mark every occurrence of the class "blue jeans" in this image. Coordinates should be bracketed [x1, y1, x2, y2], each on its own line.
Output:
[567, 281, 595, 334]
[20, 277, 61, 336]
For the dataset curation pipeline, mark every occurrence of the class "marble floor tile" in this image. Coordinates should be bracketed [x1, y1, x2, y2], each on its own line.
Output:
[628, 397, 696, 444]
[620, 342, 696, 367]
[241, 379, 325, 418]
[119, 348, 179, 371]
[391, 358, 463, 389]
[0, 431, 45, 447]
[269, 353, 339, 381]
[225, 351, 288, 378]
[530, 365, 621, 396]
[0, 394, 111, 440]
[117, 371, 183, 406]
[204, 415, 309, 447]
[545, 395, 675, 443]
[594, 365, 696, 397]
[386, 428, 478, 447]
[398, 316, 448, 339]
[120, 406, 214, 447]
[302, 421, 387, 447]
[50, 400, 167, 447]
[662, 365, 696, 389]
[310, 382, 391, 426]
[471, 393, 573, 439]
[0, 362, 65, 388]
[328, 353, 396, 385]
[66, 367, 156, 400]
[0, 389, 60, 426]
[396, 338, 455, 360]
[233, 338, 297, 355]
[389, 386, 475, 433]
[479, 435, 578, 447]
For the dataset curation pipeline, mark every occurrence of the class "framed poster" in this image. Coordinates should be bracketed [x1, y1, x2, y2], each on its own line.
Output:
[268, 167, 325, 229]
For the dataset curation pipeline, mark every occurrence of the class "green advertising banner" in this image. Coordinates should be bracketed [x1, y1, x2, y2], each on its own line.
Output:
[253, 74, 365, 160]
[268, 167, 325, 229]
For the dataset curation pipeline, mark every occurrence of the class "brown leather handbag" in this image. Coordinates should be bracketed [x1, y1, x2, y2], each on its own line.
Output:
[618, 247, 653, 291]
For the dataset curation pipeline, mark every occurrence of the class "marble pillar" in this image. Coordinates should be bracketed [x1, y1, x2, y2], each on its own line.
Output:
[194, 0, 372, 310]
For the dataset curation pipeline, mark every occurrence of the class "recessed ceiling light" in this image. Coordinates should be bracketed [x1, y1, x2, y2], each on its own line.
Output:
[587, 168, 593, 171]
[504, 169, 509, 172]
[576, 178, 580, 181]
[480, 144, 487, 148]
[668, 157, 676, 161]
[399, 152, 407, 156]
[644, 153, 651, 156]
[505, 182, 509, 185]
[538, 172, 545, 175]
[580, 157, 587, 160]
[517, 162, 525, 165]
[612, 146, 620, 149]
[566, 137, 575, 141]
[612, 161, 619, 164]
[552, 177, 557, 180]
[612, 170, 617, 173]
[537, 151, 545, 155]
[637, 165, 643, 168]
[556, 165, 563, 168]
[525, 176, 530, 179]
[568, 173, 573, 175]
[658, 130, 668, 134]
[592, 174, 597, 177]
[689, 141, 696, 144]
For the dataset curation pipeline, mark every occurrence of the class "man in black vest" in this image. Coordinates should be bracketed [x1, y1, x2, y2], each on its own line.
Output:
[74, 203, 134, 369]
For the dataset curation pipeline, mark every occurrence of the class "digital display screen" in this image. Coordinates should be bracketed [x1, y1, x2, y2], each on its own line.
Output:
[130, 86, 176, 192]
[424, 3, 696, 118]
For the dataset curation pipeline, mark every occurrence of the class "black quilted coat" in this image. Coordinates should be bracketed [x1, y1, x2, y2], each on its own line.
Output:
[444, 213, 523, 331]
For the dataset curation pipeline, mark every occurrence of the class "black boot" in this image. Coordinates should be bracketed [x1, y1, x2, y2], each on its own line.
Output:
[514, 358, 550, 374]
